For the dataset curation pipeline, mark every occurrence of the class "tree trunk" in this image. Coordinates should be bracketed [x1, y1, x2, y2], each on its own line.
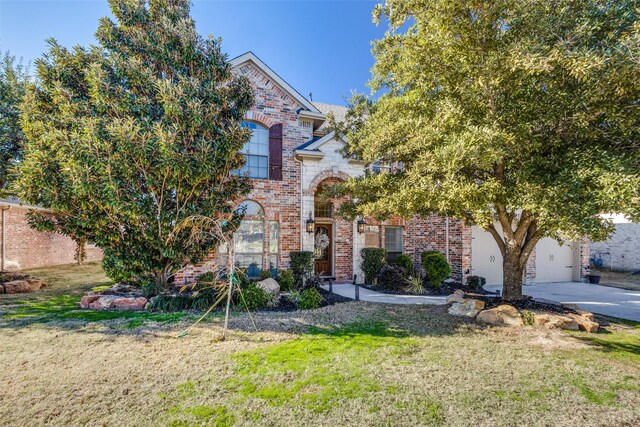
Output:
[484, 208, 542, 301]
[154, 268, 171, 289]
[502, 250, 524, 300]
[74, 238, 86, 265]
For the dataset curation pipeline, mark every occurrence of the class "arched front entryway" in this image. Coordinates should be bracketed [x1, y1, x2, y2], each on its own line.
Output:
[307, 176, 354, 280]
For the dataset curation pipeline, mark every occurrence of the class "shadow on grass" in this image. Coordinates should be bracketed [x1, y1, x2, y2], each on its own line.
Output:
[570, 317, 640, 363]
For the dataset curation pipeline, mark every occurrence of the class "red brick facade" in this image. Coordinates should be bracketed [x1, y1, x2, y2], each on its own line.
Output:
[174, 54, 474, 285]
[176, 53, 585, 286]
[1, 204, 103, 271]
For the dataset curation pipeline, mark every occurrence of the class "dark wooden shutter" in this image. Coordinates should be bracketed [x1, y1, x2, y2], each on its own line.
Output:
[268, 123, 283, 181]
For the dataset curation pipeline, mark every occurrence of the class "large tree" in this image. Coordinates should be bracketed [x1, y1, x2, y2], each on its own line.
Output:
[333, 0, 640, 300]
[16, 0, 254, 287]
[0, 52, 30, 195]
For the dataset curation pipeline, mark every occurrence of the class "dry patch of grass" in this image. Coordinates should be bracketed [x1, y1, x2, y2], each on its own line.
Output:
[0, 264, 639, 426]
[594, 269, 640, 291]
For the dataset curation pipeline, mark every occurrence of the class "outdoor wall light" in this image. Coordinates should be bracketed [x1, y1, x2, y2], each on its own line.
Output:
[357, 217, 367, 234]
[306, 211, 315, 233]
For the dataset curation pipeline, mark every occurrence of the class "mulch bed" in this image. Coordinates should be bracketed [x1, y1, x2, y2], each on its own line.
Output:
[470, 294, 576, 315]
[259, 288, 352, 312]
[361, 283, 496, 297]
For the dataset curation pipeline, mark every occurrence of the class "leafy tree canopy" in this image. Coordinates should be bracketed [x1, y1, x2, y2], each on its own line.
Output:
[333, 0, 640, 299]
[0, 52, 30, 195]
[16, 0, 254, 286]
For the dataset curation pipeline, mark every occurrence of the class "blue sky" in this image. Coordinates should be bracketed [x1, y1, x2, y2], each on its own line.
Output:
[0, 0, 386, 105]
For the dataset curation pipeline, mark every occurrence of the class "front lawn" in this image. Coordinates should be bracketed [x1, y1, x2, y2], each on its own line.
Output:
[0, 264, 639, 426]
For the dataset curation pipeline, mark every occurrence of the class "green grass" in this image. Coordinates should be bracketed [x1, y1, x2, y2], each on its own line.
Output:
[568, 320, 640, 364]
[2, 263, 640, 426]
[0, 263, 205, 328]
[165, 321, 445, 425]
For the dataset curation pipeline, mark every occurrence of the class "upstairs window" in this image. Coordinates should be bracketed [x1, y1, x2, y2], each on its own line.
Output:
[237, 122, 269, 179]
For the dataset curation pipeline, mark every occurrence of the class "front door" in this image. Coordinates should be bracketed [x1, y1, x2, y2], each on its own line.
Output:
[314, 224, 333, 276]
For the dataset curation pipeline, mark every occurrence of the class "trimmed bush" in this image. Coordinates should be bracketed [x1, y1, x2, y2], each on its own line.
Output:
[299, 288, 323, 310]
[236, 283, 275, 311]
[276, 269, 295, 292]
[394, 254, 414, 273]
[376, 264, 408, 291]
[259, 270, 273, 280]
[290, 251, 314, 290]
[421, 251, 451, 289]
[465, 275, 486, 290]
[361, 248, 387, 285]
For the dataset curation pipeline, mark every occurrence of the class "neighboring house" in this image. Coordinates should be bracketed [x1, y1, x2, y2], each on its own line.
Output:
[590, 218, 640, 272]
[175, 52, 590, 285]
[0, 198, 103, 271]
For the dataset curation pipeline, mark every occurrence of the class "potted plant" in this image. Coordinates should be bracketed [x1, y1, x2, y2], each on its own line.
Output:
[586, 273, 601, 284]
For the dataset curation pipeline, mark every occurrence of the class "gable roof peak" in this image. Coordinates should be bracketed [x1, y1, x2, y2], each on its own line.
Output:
[230, 52, 321, 114]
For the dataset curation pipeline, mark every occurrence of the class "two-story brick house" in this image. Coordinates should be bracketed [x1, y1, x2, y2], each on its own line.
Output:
[176, 52, 589, 286]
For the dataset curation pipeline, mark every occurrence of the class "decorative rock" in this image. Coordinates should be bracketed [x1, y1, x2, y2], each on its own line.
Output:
[88, 295, 120, 310]
[113, 297, 147, 311]
[2, 280, 32, 294]
[446, 289, 466, 304]
[80, 294, 101, 308]
[477, 305, 523, 326]
[256, 278, 280, 295]
[448, 298, 485, 317]
[533, 314, 579, 331]
[26, 279, 46, 292]
[575, 310, 596, 322]
[567, 313, 599, 333]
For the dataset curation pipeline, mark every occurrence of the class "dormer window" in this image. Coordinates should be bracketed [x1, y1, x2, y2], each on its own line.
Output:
[237, 122, 269, 179]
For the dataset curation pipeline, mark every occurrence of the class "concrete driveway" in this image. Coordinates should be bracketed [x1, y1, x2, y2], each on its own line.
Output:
[486, 282, 640, 322]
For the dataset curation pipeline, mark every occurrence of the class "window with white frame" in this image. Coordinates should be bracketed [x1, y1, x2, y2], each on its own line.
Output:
[364, 225, 380, 248]
[384, 226, 403, 262]
[269, 221, 279, 276]
[237, 122, 269, 179]
[234, 220, 264, 278]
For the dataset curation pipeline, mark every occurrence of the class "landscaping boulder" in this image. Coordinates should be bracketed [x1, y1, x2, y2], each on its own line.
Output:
[575, 310, 596, 322]
[446, 289, 466, 304]
[533, 314, 579, 331]
[256, 278, 280, 295]
[88, 295, 120, 309]
[477, 305, 523, 326]
[2, 280, 32, 294]
[448, 298, 485, 317]
[567, 313, 599, 333]
[26, 279, 47, 292]
[80, 294, 101, 308]
[113, 297, 147, 311]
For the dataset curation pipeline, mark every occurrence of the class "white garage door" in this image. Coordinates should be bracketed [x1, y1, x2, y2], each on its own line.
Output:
[471, 226, 504, 286]
[472, 226, 577, 285]
[535, 238, 574, 283]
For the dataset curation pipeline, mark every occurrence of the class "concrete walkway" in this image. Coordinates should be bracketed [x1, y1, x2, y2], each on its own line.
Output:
[324, 281, 640, 322]
[486, 282, 640, 322]
[321, 283, 447, 305]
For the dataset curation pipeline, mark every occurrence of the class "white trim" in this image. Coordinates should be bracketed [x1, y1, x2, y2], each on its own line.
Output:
[230, 52, 322, 114]
[300, 131, 345, 152]
[294, 150, 325, 160]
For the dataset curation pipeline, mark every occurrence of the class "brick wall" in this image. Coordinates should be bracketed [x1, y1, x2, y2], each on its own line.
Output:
[176, 61, 312, 283]
[403, 215, 467, 282]
[1, 205, 103, 271]
[590, 224, 640, 271]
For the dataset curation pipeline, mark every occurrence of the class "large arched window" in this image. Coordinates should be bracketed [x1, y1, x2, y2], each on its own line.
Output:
[236, 200, 265, 216]
[219, 200, 278, 278]
[238, 122, 269, 179]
